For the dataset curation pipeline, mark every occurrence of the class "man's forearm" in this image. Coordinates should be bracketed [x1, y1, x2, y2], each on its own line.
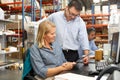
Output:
[83, 50, 89, 56]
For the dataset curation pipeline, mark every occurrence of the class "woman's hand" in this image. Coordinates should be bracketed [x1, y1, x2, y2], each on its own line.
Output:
[61, 62, 76, 71]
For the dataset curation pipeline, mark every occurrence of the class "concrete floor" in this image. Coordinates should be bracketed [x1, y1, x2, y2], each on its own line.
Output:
[0, 60, 23, 80]
[0, 69, 22, 80]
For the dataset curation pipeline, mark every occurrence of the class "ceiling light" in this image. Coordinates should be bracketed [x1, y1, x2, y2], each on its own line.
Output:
[93, 0, 100, 3]
[101, 0, 108, 1]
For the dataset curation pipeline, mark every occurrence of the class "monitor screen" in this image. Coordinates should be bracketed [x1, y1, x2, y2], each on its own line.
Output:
[110, 32, 120, 64]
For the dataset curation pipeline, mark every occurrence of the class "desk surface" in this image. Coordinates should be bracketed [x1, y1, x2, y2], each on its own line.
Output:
[70, 62, 97, 76]
[70, 60, 120, 77]
[56, 60, 120, 80]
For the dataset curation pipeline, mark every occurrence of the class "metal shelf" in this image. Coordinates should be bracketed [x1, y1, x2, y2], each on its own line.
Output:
[0, 19, 20, 68]
[96, 34, 108, 37]
[95, 40, 108, 43]
[0, 50, 19, 55]
[80, 14, 110, 17]
[0, 2, 22, 6]
[86, 24, 108, 28]
[0, 61, 18, 68]
[80, 4, 110, 46]
[0, 19, 17, 23]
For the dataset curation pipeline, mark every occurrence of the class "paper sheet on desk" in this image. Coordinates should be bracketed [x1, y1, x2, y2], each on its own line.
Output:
[54, 73, 95, 80]
[94, 76, 108, 80]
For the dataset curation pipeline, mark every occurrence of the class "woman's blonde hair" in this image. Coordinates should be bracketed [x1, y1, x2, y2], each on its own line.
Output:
[36, 20, 56, 48]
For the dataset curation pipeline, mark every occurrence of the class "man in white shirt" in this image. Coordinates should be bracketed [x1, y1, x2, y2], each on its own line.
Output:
[47, 0, 89, 64]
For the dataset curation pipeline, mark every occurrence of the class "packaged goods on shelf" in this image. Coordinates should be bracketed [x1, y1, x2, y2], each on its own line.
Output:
[102, 6, 109, 14]
[9, 15, 31, 21]
[6, 21, 22, 30]
[109, 13, 119, 25]
[0, 8, 4, 20]
[102, 20, 109, 24]
[110, 4, 117, 10]
[0, 0, 14, 4]
[0, 18, 6, 33]
[24, 0, 31, 5]
[80, 7, 85, 14]
[86, 10, 92, 14]
[61, 0, 68, 9]
[102, 27, 108, 34]
[0, 34, 7, 49]
[95, 5, 101, 14]
[108, 13, 120, 42]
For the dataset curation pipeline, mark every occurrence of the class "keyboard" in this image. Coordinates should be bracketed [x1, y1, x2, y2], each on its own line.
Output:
[95, 61, 111, 71]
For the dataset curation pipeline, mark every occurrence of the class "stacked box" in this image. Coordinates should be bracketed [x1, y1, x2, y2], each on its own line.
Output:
[94, 5, 101, 14]
[102, 6, 109, 14]
[6, 20, 22, 30]
[0, 0, 14, 4]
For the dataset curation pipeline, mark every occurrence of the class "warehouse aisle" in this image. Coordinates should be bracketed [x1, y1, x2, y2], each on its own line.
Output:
[0, 68, 22, 80]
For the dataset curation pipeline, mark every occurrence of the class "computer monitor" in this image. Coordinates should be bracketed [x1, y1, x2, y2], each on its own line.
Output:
[110, 32, 120, 64]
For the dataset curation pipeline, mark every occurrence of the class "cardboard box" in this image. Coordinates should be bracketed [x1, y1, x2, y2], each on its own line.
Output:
[95, 5, 101, 14]
[0, 0, 13, 4]
[102, 6, 109, 14]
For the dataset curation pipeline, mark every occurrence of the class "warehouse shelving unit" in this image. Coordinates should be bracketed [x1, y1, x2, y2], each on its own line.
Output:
[81, 14, 110, 46]
[24, 0, 62, 49]
[80, 1, 110, 46]
[0, 19, 20, 68]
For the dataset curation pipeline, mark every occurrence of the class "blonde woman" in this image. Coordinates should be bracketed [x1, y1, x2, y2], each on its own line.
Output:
[30, 20, 76, 79]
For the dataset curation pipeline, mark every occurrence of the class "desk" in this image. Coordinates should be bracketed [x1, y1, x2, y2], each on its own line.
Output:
[55, 60, 120, 80]
[54, 62, 98, 80]
[68, 61, 120, 80]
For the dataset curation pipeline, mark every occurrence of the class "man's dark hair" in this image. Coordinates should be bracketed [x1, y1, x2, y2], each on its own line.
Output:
[68, 0, 82, 11]
[87, 27, 96, 35]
